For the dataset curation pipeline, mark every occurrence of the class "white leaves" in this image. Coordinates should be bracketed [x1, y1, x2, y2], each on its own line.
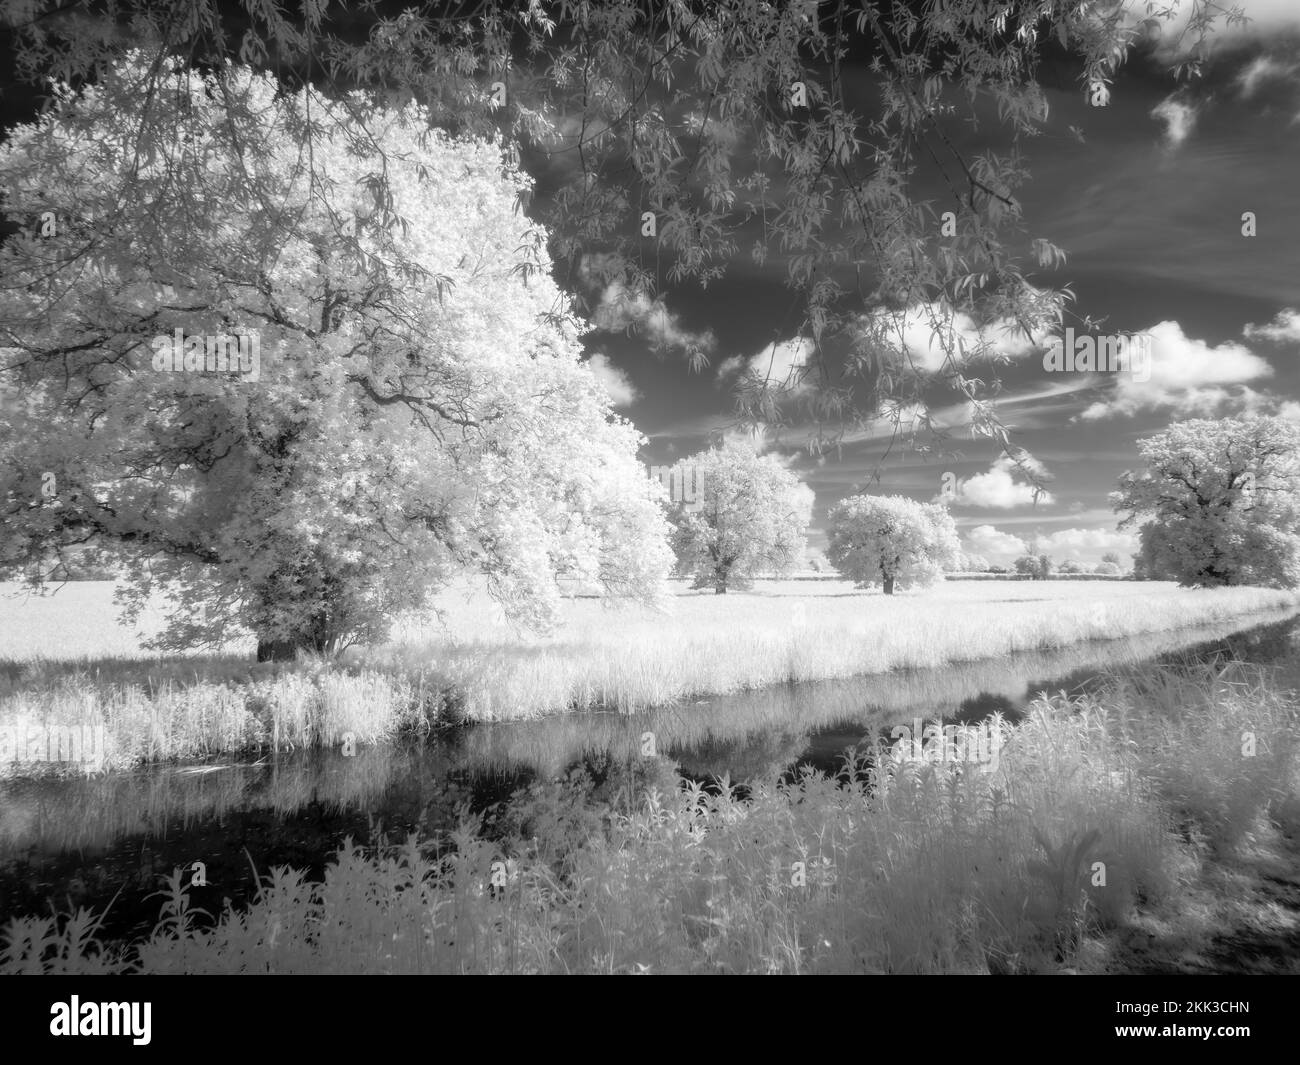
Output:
[668, 440, 813, 588]
[826, 494, 959, 591]
[0, 52, 671, 646]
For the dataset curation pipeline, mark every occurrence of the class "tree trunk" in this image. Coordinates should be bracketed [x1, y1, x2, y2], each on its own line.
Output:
[714, 582, 727, 594]
[883, 575, 895, 596]
[256, 637, 302, 662]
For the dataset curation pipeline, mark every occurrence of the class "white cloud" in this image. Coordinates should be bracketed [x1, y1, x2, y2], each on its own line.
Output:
[1150, 96, 1198, 148]
[857, 303, 1040, 376]
[1077, 319, 1274, 420]
[1035, 527, 1139, 561]
[587, 280, 717, 356]
[1236, 55, 1299, 98]
[964, 524, 1137, 565]
[940, 455, 1053, 509]
[963, 525, 1028, 562]
[720, 425, 775, 454]
[1244, 308, 1300, 344]
[584, 352, 639, 408]
[717, 336, 812, 392]
[1139, 1, 1300, 61]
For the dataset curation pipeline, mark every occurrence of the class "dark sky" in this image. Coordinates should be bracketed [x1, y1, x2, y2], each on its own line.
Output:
[578, 1, 1300, 563]
[2, 0, 1297, 565]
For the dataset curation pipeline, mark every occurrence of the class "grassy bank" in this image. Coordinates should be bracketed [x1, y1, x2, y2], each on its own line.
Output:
[1, 580, 1297, 772]
[5, 661, 1297, 974]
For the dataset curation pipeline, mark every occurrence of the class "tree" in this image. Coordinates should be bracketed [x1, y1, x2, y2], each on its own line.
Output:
[1111, 417, 1300, 589]
[1057, 558, 1086, 575]
[1100, 552, 1123, 567]
[826, 495, 958, 595]
[959, 552, 990, 573]
[1013, 554, 1053, 580]
[1093, 560, 1123, 576]
[0, 1, 1240, 477]
[668, 440, 812, 594]
[0, 55, 672, 658]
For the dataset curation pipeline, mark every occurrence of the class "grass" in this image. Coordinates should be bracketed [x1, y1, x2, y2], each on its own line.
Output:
[5, 660, 1296, 974]
[1, 578, 1297, 772]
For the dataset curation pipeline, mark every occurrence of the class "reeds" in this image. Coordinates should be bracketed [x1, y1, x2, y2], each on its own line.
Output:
[5, 661, 1294, 974]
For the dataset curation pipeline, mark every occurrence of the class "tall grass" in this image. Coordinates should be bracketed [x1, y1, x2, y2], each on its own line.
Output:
[401, 581, 1299, 720]
[6, 662, 1295, 974]
[0, 662, 449, 776]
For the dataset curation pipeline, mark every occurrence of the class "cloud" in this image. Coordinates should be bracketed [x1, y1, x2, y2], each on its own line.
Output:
[1150, 96, 1198, 148]
[1236, 55, 1299, 98]
[1139, 1, 1300, 61]
[586, 280, 717, 356]
[855, 303, 1040, 376]
[584, 352, 639, 407]
[963, 525, 1028, 561]
[940, 455, 1053, 509]
[1077, 320, 1274, 420]
[964, 524, 1138, 565]
[1244, 308, 1300, 344]
[1034, 527, 1139, 561]
[719, 425, 775, 454]
[717, 336, 812, 393]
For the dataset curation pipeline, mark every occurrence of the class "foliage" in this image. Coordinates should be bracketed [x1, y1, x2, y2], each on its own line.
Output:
[1112, 417, 1300, 590]
[0, 55, 671, 655]
[827, 494, 958, 593]
[668, 440, 813, 593]
[0, 0, 1243, 469]
[1014, 554, 1053, 580]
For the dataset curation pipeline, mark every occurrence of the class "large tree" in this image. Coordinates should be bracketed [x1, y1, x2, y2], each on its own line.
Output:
[1111, 416, 1300, 590]
[0, 0, 1240, 480]
[0, 55, 672, 657]
[669, 439, 813, 593]
[826, 493, 958, 594]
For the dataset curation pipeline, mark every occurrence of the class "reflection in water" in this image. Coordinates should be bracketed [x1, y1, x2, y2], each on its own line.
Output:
[2, 609, 1298, 943]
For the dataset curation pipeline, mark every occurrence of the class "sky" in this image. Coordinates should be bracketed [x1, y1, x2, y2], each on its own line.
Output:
[1, 0, 1297, 569]
[570, 0, 1300, 566]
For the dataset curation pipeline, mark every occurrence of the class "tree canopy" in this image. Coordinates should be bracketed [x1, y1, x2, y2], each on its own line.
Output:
[826, 492, 957, 593]
[1112, 416, 1300, 590]
[668, 438, 813, 592]
[0, 0, 1243, 476]
[0, 54, 671, 655]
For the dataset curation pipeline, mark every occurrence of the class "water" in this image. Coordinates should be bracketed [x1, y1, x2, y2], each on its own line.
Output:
[2, 609, 1298, 944]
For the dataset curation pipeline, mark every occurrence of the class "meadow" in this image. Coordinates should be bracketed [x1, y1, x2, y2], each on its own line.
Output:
[2, 578, 1298, 773]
